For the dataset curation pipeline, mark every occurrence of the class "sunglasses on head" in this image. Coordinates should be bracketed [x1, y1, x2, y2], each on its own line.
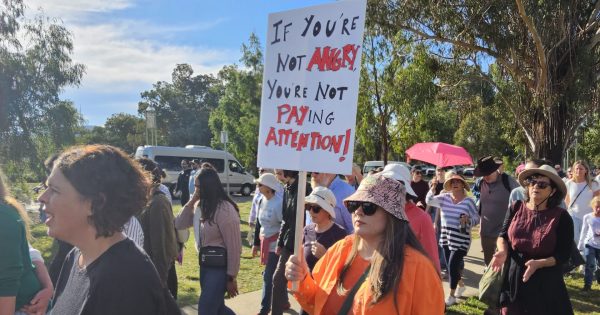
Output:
[305, 204, 322, 213]
[346, 201, 378, 216]
[525, 178, 551, 189]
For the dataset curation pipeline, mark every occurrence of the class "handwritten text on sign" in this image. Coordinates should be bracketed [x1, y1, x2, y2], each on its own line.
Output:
[257, 0, 367, 174]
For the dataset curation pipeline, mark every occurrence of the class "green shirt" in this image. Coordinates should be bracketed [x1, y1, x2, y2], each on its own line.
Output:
[0, 202, 41, 309]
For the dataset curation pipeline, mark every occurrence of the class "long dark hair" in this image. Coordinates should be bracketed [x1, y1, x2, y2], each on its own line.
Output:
[337, 212, 432, 312]
[196, 166, 239, 223]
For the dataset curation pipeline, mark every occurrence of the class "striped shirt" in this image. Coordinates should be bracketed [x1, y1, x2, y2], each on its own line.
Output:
[123, 216, 145, 248]
[428, 193, 479, 251]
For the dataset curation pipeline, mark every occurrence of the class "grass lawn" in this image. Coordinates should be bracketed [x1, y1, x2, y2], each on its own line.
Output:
[29, 198, 600, 313]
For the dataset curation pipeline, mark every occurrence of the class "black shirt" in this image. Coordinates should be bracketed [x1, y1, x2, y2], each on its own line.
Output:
[50, 238, 180, 315]
[303, 223, 347, 271]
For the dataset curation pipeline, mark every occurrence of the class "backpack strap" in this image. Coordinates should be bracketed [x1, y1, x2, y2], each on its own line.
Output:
[337, 265, 371, 315]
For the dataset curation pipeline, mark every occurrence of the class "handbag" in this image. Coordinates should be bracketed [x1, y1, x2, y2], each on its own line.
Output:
[199, 246, 227, 267]
[478, 200, 522, 306]
[478, 264, 505, 307]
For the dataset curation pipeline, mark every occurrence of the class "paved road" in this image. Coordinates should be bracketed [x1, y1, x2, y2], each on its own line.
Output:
[181, 240, 486, 315]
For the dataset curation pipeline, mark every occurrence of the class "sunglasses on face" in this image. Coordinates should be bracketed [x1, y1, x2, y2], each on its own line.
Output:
[414, 171, 422, 175]
[346, 201, 378, 216]
[525, 178, 551, 189]
[305, 204, 322, 213]
[450, 179, 463, 185]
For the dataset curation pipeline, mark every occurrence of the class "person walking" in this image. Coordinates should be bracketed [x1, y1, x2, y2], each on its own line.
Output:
[272, 170, 311, 315]
[427, 174, 479, 306]
[473, 156, 519, 266]
[251, 173, 284, 315]
[138, 158, 179, 299]
[565, 160, 600, 244]
[175, 165, 241, 315]
[285, 173, 444, 314]
[579, 196, 600, 291]
[176, 160, 192, 206]
[491, 165, 574, 314]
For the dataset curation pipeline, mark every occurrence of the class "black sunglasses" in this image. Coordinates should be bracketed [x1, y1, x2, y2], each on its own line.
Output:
[346, 201, 378, 216]
[305, 204, 322, 213]
[525, 178, 551, 189]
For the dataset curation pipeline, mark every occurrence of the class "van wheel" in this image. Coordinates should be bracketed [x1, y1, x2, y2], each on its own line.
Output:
[241, 184, 252, 196]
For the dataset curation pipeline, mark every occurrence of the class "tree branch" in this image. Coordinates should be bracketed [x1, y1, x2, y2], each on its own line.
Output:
[515, 0, 548, 94]
[400, 24, 536, 90]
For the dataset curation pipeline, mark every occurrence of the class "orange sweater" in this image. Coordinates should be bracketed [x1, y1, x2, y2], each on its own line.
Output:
[292, 235, 444, 315]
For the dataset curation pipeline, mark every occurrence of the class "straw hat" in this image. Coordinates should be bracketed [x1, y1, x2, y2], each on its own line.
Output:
[517, 164, 567, 199]
[443, 174, 470, 192]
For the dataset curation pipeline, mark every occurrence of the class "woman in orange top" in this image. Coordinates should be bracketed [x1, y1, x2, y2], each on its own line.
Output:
[285, 173, 444, 314]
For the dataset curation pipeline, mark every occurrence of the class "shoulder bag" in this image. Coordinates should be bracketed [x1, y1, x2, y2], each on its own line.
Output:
[478, 200, 521, 307]
[198, 209, 228, 268]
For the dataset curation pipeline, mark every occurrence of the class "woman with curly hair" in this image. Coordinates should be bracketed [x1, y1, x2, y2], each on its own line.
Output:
[39, 145, 179, 315]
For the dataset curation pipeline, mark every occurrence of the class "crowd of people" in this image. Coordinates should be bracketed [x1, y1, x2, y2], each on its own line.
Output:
[1, 144, 599, 315]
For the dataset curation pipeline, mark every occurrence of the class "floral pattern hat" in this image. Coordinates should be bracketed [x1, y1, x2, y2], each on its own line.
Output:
[343, 173, 408, 222]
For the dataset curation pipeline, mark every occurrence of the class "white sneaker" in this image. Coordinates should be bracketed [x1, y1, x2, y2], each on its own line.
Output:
[455, 285, 466, 298]
[445, 296, 457, 306]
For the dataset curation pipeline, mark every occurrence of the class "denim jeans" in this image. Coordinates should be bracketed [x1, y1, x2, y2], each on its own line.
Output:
[198, 265, 235, 315]
[259, 252, 279, 314]
[584, 245, 600, 286]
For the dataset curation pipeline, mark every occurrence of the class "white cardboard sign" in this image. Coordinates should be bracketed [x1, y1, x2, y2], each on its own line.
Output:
[257, 0, 367, 175]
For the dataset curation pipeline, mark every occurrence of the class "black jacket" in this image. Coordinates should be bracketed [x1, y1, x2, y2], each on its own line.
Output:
[277, 179, 312, 252]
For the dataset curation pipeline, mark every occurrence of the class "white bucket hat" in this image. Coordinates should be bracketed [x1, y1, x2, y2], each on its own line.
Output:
[379, 163, 418, 197]
[254, 173, 283, 192]
[305, 186, 337, 219]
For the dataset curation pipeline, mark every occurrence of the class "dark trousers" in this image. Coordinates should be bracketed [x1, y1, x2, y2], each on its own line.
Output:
[271, 247, 291, 315]
[443, 246, 467, 290]
[167, 262, 178, 299]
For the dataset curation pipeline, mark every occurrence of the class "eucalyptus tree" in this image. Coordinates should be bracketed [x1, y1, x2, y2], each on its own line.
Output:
[369, 0, 600, 163]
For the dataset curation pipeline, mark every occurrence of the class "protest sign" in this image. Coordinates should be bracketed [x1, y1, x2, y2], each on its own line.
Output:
[257, 0, 367, 175]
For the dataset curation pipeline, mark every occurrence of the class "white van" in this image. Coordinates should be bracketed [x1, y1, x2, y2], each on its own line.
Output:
[362, 161, 411, 174]
[134, 145, 256, 196]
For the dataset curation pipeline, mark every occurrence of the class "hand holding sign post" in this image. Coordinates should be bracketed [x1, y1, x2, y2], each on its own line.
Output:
[258, 0, 367, 291]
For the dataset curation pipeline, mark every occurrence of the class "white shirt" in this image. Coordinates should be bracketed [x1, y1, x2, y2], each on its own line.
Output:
[578, 213, 600, 250]
[566, 180, 600, 219]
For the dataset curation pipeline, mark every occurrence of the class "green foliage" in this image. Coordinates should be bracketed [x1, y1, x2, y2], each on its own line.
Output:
[0, 3, 84, 180]
[138, 63, 223, 148]
[368, 0, 600, 163]
[209, 33, 263, 171]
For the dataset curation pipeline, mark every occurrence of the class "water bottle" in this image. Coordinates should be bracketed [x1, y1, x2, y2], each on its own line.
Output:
[459, 213, 468, 234]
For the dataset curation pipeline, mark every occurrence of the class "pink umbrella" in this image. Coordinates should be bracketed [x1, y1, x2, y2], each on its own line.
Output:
[405, 142, 473, 167]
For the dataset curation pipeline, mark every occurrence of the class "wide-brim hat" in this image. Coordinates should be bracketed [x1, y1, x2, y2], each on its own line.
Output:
[518, 164, 567, 199]
[474, 156, 502, 177]
[343, 173, 408, 222]
[443, 174, 470, 192]
[254, 173, 282, 192]
[305, 186, 337, 219]
[379, 163, 418, 197]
